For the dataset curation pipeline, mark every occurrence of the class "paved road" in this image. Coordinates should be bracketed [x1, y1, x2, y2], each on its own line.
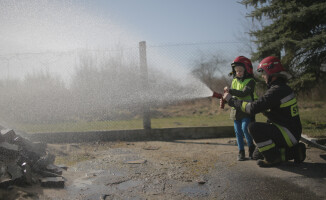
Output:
[205, 146, 326, 199]
[16, 138, 326, 199]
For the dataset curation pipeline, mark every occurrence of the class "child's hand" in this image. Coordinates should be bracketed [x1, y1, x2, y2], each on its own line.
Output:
[223, 92, 232, 102]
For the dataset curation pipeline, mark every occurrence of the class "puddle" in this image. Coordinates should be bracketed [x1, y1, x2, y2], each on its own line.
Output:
[66, 169, 132, 198]
[115, 180, 143, 190]
[180, 183, 210, 197]
[106, 148, 135, 155]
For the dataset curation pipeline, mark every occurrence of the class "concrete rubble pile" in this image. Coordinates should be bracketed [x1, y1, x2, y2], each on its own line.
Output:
[0, 129, 66, 189]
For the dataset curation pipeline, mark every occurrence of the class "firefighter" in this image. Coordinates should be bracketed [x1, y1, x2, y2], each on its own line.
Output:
[222, 56, 306, 167]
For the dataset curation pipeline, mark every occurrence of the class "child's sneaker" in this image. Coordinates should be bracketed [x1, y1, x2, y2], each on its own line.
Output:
[238, 150, 245, 161]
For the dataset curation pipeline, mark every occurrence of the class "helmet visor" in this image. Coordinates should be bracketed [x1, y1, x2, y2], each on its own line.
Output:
[231, 62, 245, 68]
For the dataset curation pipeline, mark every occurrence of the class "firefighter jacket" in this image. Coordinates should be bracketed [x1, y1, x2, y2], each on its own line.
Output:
[228, 78, 302, 146]
[228, 77, 258, 120]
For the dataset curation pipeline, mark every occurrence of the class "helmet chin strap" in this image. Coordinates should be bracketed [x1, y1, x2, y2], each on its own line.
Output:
[267, 75, 279, 85]
[268, 75, 273, 84]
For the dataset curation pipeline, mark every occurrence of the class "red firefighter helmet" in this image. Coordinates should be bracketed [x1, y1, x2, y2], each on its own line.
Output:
[257, 56, 285, 75]
[231, 56, 253, 75]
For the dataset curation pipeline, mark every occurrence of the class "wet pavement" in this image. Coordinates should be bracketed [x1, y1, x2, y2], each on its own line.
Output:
[11, 138, 326, 199]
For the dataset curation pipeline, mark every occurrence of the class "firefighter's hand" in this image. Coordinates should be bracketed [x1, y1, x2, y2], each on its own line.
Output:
[223, 92, 232, 102]
[224, 86, 229, 93]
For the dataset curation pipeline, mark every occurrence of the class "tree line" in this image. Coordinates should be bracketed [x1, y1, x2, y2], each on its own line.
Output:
[192, 0, 326, 99]
[240, 0, 326, 94]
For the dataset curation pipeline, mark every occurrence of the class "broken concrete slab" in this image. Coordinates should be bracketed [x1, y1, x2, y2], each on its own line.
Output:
[0, 127, 65, 189]
[21, 162, 33, 185]
[56, 164, 68, 171]
[40, 177, 64, 188]
[0, 162, 12, 187]
[46, 164, 63, 175]
[0, 142, 19, 158]
[33, 153, 55, 171]
[1, 129, 16, 143]
[0, 178, 12, 188]
[38, 170, 63, 178]
[14, 136, 47, 157]
[7, 163, 23, 181]
[0, 134, 4, 143]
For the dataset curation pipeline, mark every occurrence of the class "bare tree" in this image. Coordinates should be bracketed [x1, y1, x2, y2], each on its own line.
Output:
[191, 54, 231, 92]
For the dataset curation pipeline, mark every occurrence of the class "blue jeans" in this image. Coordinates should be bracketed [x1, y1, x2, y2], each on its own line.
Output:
[234, 118, 253, 151]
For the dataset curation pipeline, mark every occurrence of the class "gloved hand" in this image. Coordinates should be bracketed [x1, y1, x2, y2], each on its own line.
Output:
[223, 92, 232, 102]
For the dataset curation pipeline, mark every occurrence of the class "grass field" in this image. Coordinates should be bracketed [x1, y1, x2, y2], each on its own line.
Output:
[12, 98, 326, 138]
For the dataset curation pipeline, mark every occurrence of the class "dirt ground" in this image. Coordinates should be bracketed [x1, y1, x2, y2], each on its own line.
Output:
[2, 138, 326, 200]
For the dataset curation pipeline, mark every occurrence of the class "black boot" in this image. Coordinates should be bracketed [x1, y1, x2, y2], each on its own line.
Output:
[257, 147, 286, 167]
[293, 142, 306, 163]
[257, 156, 282, 167]
[286, 146, 295, 161]
[251, 146, 264, 160]
[238, 150, 245, 161]
[249, 145, 256, 159]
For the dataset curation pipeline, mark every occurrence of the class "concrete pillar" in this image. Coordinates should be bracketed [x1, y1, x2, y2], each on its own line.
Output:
[139, 41, 151, 130]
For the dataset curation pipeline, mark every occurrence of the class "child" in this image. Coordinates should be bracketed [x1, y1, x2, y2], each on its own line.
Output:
[225, 56, 258, 161]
